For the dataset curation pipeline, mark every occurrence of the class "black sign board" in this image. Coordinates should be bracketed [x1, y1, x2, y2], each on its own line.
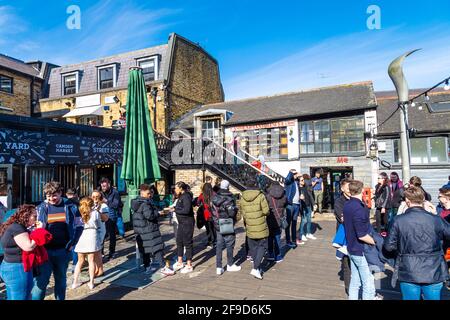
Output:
[0, 128, 123, 165]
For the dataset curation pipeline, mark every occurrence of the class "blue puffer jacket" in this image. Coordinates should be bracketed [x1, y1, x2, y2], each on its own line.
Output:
[284, 172, 300, 205]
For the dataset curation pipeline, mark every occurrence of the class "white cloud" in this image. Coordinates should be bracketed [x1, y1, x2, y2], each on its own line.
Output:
[224, 25, 450, 100]
[1, 2, 180, 64]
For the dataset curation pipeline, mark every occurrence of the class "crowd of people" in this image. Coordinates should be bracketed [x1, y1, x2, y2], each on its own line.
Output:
[0, 168, 449, 301]
[334, 173, 450, 300]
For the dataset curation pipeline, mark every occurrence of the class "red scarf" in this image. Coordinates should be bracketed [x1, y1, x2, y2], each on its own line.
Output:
[22, 228, 53, 272]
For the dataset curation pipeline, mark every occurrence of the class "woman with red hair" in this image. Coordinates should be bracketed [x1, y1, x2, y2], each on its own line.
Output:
[0, 205, 42, 300]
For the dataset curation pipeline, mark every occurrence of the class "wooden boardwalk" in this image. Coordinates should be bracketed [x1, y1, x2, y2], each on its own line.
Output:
[78, 218, 401, 300]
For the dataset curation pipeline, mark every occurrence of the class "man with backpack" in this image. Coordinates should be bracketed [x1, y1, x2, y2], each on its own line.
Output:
[212, 180, 242, 275]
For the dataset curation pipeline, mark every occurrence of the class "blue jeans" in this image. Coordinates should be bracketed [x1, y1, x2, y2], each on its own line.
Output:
[348, 254, 376, 300]
[31, 248, 71, 300]
[216, 232, 236, 268]
[387, 208, 398, 231]
[285, 204, 300, 243]
[299, 206, 312, 238]
[268, 228, 282, 259]
[0, 261, 33, 300]
[400, 282, 443, 300]
[116, 216, 125, 237]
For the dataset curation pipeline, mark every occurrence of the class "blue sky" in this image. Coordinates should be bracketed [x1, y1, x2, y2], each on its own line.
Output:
[1, 0, 450, 100]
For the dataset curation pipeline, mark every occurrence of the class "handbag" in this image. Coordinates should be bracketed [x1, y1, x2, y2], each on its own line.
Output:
[272, 197, 288, 229]
[196, 205, 206, 229]
[218, 218, 235, 235]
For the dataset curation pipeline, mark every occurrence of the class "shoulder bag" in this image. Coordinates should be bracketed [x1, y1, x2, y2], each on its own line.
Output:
[272, 197, 288, 229]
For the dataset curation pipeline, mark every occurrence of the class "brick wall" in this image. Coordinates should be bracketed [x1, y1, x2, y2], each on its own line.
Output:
[175, 169, 240, 198]
[0, 69, 41, 116]
[38, 85, 167, 132]
[168, 37, 224, 123]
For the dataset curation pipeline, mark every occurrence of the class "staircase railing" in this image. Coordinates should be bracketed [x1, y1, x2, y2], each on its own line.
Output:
[153, 130, 286, 189]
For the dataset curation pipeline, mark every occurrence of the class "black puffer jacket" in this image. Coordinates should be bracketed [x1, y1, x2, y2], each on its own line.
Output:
[175, 192, 195, 224]
[131, 197, 164, 254]
[265, 184, 287, 232]
[374, 183, 392, 209]
[211, 189, 240, 232]
[384, 206, 450, 284]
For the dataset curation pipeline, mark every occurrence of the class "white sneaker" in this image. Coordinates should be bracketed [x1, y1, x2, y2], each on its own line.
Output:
[180, 265, 193, 274]
[160, 267, 175, 276]
[227, 264, 241, 272]
[250, 268, 263, 280]
[301, 235, 308, 241]
[306, 234, 317, 240]
[172, 262, 184, 271]
[216, 267, 224, 275]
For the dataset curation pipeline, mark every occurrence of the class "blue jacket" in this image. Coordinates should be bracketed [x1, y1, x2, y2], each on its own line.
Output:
[284, 172, 300, 205]
[363, 227, 395, 273]
[101, 187, 122, 220]
[36, 198, 79, 251]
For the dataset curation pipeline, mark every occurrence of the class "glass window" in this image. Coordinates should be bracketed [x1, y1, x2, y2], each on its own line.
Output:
[201, 119, 221, 141]
[393, 139, 401, 163]
[0, 168, 7, 197]
[411, 138, 429, 164]
[300, 116, 365, 154]
[430, 137, 447, 163]
[0, 75, 13, 93]
[139, 59, 156, 82]
[63, 74, 77, 95]
[99, 67, 114, 89]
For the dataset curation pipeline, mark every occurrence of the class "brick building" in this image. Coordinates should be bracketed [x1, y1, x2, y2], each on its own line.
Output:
[0, 54, 56, 116]
[36, 33, 224, 135]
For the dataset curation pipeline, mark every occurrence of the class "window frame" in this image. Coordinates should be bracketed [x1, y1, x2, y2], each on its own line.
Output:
[136, 56, 159, 82]
[392, 136, 449, 164]
[61, 71, 79, 96]
[97, 64, 117, 90]
[0, 74, 13, 94]
[299, 115, 365, 155]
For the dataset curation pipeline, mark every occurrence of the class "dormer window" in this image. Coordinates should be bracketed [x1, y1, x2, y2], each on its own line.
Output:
[137, 56, 158, 82]
[62, 72, 79, 95]
[97, 64, 117, 90]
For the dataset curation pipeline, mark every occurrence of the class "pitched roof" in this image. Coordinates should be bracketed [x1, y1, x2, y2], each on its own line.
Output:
[45, 44, 169, 99]
[0, 54, 42, 78]
[376, 90, 450, 136]
[174, 81, 377, 129]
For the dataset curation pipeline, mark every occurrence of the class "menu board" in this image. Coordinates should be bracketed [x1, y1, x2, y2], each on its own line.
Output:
[0, 128, 123, 165]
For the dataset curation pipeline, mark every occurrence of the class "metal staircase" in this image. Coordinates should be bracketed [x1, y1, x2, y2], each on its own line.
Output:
[153, 131, 285, 191]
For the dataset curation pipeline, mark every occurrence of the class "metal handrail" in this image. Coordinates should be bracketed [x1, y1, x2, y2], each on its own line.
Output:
[173, 135, 278, 183]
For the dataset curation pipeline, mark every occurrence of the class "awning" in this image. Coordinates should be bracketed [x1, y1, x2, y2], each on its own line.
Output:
[63, 105, 103, 118]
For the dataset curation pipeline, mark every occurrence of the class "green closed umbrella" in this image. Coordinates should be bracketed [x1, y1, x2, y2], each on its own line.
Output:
[121, 67, 161, 195]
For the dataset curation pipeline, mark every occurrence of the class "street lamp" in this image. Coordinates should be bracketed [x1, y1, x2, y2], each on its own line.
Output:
[388, 49, 421, 183]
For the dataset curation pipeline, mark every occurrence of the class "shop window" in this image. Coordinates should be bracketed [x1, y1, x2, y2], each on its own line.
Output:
[30, 167, 55, 203]
[80, 168, 94, 198]
[300, 116, 365, 154]
[430, 137, 447, 163]
[0, 168, 7, 197]
[235, 127, 288, 161]
[393, 136, 448, 164]
[0, 75, 13, 94]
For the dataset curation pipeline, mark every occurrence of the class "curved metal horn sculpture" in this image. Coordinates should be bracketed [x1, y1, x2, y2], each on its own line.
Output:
[388, 49, 421, 102]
